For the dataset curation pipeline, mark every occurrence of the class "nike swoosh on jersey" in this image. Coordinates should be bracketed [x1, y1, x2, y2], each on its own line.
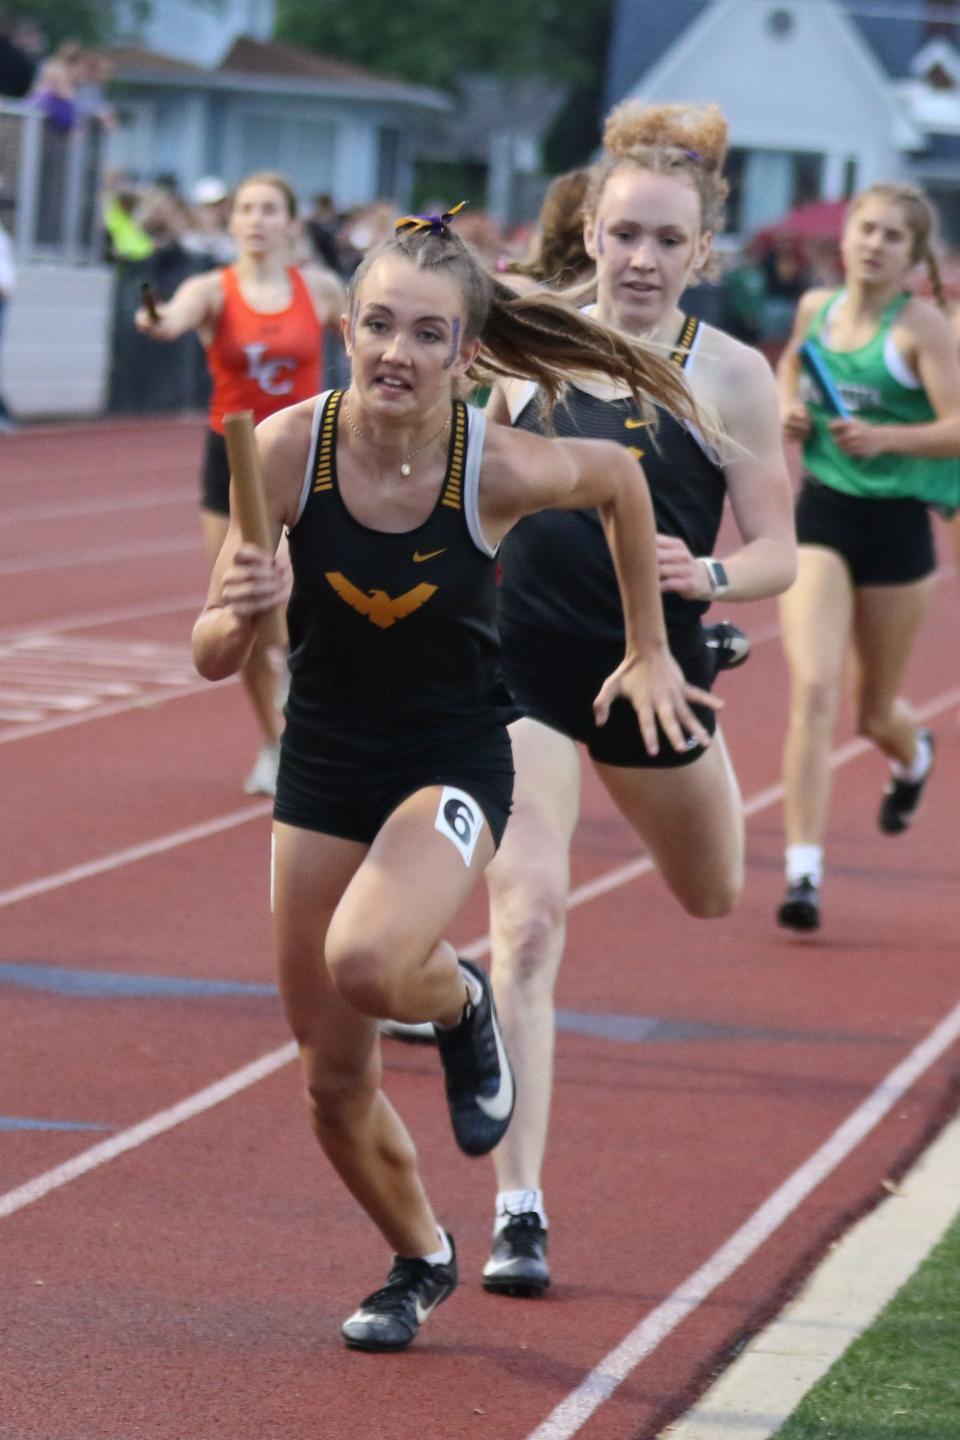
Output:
[475, 1013, 515, 1121]
[412, 547, 447, 563]
[624, 417, 653, 430]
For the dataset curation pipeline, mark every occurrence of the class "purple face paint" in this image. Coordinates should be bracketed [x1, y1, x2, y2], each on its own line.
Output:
[596, 220, 605, 256]
[442, 317, 461, 370]
[349, 301, 359, 347]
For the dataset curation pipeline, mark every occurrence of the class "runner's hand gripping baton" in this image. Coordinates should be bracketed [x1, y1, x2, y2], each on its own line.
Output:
[222, 410, 288, 651]
[798, 340, 851, 418]
[139, 282, 160, 323]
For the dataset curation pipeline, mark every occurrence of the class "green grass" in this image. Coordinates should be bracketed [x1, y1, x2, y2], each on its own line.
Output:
[772, 1209, 960, 1439]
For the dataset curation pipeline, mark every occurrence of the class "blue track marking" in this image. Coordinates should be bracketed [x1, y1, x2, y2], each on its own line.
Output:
[0, 964, 866, 1047]
[0, 1117, 111, 1132]
[0, 962, 276, 999]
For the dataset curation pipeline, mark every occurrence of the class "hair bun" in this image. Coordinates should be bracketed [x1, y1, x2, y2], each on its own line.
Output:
[603, 101, 728, 172]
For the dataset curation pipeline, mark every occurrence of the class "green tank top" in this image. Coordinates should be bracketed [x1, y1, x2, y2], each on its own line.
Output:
[801, 290, 960, 508]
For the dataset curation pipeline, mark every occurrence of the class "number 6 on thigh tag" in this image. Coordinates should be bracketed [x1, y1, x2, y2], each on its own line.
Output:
[434, 786, 483, 868]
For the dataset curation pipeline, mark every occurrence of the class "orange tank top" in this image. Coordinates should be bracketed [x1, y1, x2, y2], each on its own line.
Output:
[207, 265, 323, 432]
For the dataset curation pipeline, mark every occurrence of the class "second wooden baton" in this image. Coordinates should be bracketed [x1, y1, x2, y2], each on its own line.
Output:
[222, 410, 287, 650]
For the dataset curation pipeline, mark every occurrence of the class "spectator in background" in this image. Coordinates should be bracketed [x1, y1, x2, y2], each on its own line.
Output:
[305, 192, 340, 273]
[101, 171, 154, 262]
[501, 168, 592, 294]
[719, 246, 767, 345]
[182, 176, 237, 266]
[73, 50, 115, 131]
[0, 9, 42, 98]
[30, 40, 82, 134]
[0, 179, 15, 432]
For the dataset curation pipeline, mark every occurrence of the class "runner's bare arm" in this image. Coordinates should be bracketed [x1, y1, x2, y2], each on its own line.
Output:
[191, 402, 313, 680]
[134, 270, 223, 342]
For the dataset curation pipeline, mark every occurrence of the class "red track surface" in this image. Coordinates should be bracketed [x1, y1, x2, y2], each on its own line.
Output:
[2, 418, 959, 1440]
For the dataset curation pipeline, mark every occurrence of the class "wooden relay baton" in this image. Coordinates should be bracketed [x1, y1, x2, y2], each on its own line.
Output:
[139, 282, 160, 323]
[222, 410, 288, 651]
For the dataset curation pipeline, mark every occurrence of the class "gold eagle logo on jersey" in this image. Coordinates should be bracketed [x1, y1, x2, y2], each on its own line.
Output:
[325, 571, 438, 629]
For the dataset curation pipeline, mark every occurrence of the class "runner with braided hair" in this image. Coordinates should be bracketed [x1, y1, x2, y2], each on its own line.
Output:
[776, 181, 960, 932]
[192, 205, 720, 1351]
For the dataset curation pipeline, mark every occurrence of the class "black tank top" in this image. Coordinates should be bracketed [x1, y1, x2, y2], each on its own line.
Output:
[285, 388, 510, 736]
[499, 317, 727, 648]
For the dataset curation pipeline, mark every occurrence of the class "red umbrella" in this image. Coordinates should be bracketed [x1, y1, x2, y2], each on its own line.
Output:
[753, 198, 849, 250]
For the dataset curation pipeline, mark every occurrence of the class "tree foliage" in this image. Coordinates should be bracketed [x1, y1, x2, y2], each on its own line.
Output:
[275, 0, 614, 95]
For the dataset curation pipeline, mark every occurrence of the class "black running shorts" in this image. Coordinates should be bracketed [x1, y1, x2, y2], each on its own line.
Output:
[200, 428, 231, 516]
[501, 624, 716, 769]
[796, 476, 936, 587]
[274, 718, 514, 848]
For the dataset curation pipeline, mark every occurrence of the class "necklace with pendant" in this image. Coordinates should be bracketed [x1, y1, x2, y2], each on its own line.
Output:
[342, 400, 451, 477]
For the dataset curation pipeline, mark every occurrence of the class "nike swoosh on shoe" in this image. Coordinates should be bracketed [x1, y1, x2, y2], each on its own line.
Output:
[476, 1013, 514, 1121]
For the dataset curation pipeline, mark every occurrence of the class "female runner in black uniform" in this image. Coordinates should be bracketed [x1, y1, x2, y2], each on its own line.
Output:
[478, 103, 797, 1298]
[191, 209, 719, 1352]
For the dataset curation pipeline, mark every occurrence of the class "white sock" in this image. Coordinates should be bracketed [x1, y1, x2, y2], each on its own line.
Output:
[422, 1227, 453, 1266]
[785, 844, 823, 888]
[891, 730, 932, 784]
[494, 1188, 547, 1235]
[458, 961, 483, 1007]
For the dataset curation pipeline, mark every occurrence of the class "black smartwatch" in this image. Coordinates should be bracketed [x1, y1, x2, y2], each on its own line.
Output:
[699, 557, 730, 598]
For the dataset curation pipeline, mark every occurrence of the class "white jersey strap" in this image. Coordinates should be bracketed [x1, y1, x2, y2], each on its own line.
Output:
[502, 377, 538, 424]
[464, 403, 497, 558]
[290, 390, 334, 529]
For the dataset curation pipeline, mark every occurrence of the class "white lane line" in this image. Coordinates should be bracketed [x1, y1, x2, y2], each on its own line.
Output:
[0, 536, 201, 577]
[0, 594, 203, 643]
[0, 675, 237, 746]
[0, 802, 271, 910]
[5, 489, 197, 524]
[0, 1044, 297, 1220]
[523, 996, 960, 1440]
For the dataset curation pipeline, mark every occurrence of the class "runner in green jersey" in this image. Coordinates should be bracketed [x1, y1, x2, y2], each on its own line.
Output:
[775, 182, 960, 933]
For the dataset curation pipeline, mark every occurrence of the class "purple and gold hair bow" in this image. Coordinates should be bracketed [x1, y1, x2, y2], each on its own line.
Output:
[394, 200, 468, 237]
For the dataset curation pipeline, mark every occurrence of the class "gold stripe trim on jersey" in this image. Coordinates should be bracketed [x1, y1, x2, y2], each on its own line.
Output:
[313, 389, 344, 491]
[440, 400, 467, 510]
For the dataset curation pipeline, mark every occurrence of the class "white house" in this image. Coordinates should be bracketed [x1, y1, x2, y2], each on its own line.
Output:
[112, 0, 277, 68]
[104, 35, 450, 210]
[605, 0, 960, 241]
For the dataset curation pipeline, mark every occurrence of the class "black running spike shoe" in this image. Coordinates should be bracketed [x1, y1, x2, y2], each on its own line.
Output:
[434, 959, 515, 1157]
[704, 621, 751, 675]
[879, 729, 935, 835]
[482, 1212, 550, 1297]
[341, 1237, 457, 1352]
[777, 876, 821, 932]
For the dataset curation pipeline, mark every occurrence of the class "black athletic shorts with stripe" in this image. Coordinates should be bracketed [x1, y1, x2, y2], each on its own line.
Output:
[501, 622, 716, 769]
[795, 476, 936, 587]
[274, 717, 515, 848]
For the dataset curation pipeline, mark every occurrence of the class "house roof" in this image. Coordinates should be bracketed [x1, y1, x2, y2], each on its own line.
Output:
[106, 35, 450, 111]
[107, 45, 206, 75]
[605, 0, 952, 104]
[218, 36, 409, 89]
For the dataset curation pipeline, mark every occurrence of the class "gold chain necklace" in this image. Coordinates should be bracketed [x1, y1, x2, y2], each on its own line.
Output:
[342, 399, 451, 477]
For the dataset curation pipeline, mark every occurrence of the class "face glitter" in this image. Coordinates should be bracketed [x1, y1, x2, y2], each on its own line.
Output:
[442, 318, 461, 370]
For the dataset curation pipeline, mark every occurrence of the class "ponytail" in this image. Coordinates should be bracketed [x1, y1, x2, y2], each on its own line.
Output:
[350, 219, 713, 439]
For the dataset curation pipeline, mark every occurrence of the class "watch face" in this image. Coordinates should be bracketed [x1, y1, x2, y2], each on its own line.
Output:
[712, 561, 729, 589]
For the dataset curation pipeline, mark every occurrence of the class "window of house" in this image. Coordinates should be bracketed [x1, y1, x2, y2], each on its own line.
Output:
[377, 127, 400, 201]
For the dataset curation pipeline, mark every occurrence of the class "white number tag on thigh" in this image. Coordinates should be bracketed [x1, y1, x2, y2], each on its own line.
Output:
[435, 786, 483, 869]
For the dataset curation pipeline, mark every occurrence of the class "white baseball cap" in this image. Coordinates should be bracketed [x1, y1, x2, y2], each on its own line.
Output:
[191, 176, 228, 205]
